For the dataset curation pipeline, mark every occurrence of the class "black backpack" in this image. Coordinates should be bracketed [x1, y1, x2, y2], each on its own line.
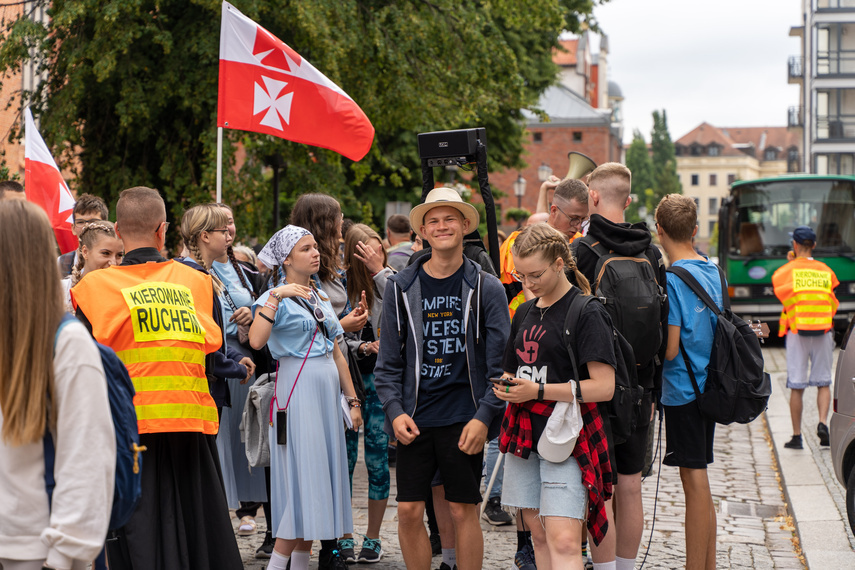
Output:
[667, 266, 771, 425]
[517, 293, 642, 445]
[576, 238, 666, 368]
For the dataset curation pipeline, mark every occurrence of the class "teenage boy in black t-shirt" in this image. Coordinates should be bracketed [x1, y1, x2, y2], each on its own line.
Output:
[375, 188, 510, 570]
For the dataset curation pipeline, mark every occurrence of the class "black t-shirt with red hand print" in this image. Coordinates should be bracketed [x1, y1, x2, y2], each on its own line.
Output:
[502, 287, 616, 447]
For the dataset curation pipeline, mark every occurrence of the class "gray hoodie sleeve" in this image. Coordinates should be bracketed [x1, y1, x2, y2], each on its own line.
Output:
[374, 279, 407, 424]
[470, 273, 511, 432]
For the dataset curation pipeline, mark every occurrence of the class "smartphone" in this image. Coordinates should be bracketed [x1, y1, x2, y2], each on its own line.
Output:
[489, 377, 517, 387]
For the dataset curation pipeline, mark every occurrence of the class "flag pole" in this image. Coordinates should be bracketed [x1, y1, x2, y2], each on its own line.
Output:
[216, 127, 223, 203]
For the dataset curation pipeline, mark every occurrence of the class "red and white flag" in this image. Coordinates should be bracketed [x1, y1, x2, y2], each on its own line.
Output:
[218, 2, 374, 161]
[24, 108, 77, 254]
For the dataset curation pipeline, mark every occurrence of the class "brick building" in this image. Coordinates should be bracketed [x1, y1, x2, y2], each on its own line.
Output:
[482, 33, 624, 227]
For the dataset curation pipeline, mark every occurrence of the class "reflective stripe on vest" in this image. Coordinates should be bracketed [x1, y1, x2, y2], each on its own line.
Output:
[70, 260, 222, 434]
[772, 258, 839, 336]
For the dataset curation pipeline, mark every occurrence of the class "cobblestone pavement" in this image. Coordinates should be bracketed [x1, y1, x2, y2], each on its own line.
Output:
[233, 344, 806, 568]
[763, 343, 855, 552]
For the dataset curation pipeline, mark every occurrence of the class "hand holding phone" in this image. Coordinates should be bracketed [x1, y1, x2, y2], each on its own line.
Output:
[489, 377, 517, 387]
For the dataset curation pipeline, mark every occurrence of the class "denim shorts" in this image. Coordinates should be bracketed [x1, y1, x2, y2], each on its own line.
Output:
[501, 452, 587, 519]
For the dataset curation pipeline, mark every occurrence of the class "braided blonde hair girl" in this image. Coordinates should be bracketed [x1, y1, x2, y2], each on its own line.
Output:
[70, 221, 118, 287]
[180, 204, 228, 295]
[511, 222, 591, 295]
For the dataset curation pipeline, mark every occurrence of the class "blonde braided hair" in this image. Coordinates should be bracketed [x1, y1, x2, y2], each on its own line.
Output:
[180, 204, 228, 296]
[511, 222, 591, 295]
[70, 221, 118, 287]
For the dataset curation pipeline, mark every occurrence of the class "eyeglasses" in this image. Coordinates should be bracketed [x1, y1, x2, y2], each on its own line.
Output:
[306, 290, 326, 323]
[511, 266, 550, 285]
[156, 221, 170, 234]
[207, 228, 230, 236]
[554, 203, 589, 227]
[74, 217, 103, 227]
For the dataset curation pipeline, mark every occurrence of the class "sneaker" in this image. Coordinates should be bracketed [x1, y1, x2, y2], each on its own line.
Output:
[338, 538, 356, 564]
[255, 532, 274, 559]
[784, 434, 803, 449]
[318, 549, 349, 570]
[437, 564, 457, 570]
[818, 422, 830, 446]
[481, 496, 513, 526]
[513, 543, 537, 569]
[430, 533, 442, 557]
[356, 538, 383, 563]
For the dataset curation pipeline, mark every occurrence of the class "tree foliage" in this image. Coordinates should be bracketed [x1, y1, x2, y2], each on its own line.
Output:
[0, 0, 606, 242]
[624, 128, 653, 222]
[650, 109, 681, 200]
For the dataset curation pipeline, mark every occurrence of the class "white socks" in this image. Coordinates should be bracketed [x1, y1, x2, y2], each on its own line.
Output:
[267, 550, 289, 570]
[290, 550, 310, 569]
[592, 562, 617, 570]
[442, 548, 457, 568]
[615, 557, 636, 570]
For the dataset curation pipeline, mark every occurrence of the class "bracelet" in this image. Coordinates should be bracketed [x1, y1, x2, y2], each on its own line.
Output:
[269, 290, 282, 302]
[349, 402, 362, 408]
[574, 380, 584, 402]
[346, 396, 360, 404]
[263, 301, 279, 312]
[537, 383, 545, 402]
[258, 312, 275, 324]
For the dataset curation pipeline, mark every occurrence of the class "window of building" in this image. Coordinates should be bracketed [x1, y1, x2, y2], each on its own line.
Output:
[691, 174, 699, 186]
[532, 132, 542, 143]
[764, 148, 778, 161]
[709, 173, 717, 186]
[708, 145, 720, 157]
[727, 173, 736, 185]
[709, 197, 718, 213]
[690, 144, 702, 156]
[572, 131, 583, 142]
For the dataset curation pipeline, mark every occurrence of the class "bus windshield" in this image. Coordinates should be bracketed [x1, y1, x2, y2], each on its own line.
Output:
[728, 179, 855, 257]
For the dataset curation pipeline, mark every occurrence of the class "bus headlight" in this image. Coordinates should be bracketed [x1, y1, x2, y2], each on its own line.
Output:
[732, 286, 750, 298]
[848, 283, 855, 294]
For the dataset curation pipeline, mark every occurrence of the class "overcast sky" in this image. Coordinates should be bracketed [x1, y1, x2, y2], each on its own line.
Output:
[591, 0, 802, 143]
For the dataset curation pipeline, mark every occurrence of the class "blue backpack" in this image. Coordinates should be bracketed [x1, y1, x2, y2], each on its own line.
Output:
[46, 314, 145, 530]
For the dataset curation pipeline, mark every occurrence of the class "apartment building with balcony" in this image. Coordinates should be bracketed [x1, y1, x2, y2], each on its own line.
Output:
[791, 0, 855, 173]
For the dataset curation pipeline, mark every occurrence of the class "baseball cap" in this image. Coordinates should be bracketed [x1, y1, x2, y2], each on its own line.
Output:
[789, 226, 816, 245]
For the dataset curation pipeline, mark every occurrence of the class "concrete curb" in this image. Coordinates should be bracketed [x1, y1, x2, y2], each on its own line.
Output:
[765, 371, 855, 569]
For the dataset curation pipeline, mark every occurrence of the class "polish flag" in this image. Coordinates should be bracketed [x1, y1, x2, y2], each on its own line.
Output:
[24, 108, 77, 254]
[218, 2, 374, 161]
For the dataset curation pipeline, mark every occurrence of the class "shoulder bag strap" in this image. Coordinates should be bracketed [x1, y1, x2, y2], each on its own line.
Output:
[678, 341, 704, 401]
[666, 266, 723, 316]
[270, 326, 318, 422]
[563, 294, 594, 383]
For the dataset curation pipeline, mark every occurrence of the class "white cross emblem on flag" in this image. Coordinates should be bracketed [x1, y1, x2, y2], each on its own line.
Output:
[253, 76, 293, 131]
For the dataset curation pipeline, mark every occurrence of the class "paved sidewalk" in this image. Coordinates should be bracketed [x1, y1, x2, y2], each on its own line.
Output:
[763, 344, 855, 569]
[233, 358, 806, 568]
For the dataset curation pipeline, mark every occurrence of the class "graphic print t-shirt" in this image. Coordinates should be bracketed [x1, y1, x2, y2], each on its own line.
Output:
[502, 288, 616, 447]
[415, 264, 475, 427]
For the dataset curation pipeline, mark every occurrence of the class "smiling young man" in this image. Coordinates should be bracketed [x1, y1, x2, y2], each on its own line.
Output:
[374, 188, 510, 570]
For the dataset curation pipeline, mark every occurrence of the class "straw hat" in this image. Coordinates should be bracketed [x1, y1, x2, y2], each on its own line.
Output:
[409, 187, 480, 238]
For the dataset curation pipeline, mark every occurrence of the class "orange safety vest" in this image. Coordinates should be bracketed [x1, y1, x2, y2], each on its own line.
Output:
[499, 229, 581, 319]
[771, 257, 839, 336]
[71, 260, 223, 434]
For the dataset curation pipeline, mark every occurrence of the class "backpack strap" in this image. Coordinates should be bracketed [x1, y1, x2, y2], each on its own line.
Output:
[678, 342, 704, 402]
[577, 236, 610, 260]
[666, 265, 728, 315]
[563, 293, 596, 383]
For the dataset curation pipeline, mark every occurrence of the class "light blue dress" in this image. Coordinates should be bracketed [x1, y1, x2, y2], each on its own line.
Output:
[211, 261, 268, 508]
[252, 289, 352, 540]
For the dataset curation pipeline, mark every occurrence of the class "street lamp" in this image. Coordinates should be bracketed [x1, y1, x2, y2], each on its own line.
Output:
[537, 162, 553, 182]
[513, 174, 527, 210]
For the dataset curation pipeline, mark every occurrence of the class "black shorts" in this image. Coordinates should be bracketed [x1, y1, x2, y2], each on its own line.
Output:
[663, 400, 715, 469]
[396, 422, 483, 504]
[614, 419, 650, 476]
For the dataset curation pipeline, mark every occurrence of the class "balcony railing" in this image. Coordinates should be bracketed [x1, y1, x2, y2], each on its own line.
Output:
[788, 56, 803, 81]
[816, 114, 855, 140]
[817, 0, 855, 9]
[817, 50, 855, 75]
[788, 106, 804, 128]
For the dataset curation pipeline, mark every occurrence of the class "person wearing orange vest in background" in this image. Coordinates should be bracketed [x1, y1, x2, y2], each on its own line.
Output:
[71, 187, 243, 569]
[772, 225, 839, 451]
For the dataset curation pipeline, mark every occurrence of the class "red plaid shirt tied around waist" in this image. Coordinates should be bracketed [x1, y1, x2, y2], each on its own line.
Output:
[499, 399, 613, 545]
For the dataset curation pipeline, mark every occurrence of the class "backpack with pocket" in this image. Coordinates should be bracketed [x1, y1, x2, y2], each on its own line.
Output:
[576, 237, 666, 368]
[517, 293, 642, 445]
[47, 314, 145, 530]
[667, 266, 771, 425]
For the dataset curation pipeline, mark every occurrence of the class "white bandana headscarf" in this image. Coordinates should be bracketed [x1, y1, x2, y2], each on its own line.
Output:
[258, 225, 312, 268]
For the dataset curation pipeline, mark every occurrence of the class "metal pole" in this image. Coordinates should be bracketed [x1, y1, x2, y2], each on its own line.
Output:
[216, 127, 223, 203]
[272, 160, 281, 231]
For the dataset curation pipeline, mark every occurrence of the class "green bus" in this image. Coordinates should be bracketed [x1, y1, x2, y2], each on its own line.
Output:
[717, 175, 855, 335]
